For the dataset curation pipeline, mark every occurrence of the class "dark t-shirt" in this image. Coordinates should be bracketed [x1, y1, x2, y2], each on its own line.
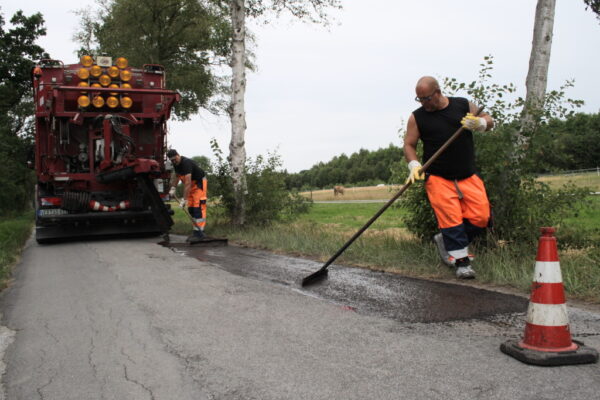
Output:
[413, 97, 476, 180]
[174, 156, 206, 184]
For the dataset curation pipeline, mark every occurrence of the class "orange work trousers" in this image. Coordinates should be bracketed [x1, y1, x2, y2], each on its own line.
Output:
[182, 177, 207, 232]
[425, 174, 489, 259]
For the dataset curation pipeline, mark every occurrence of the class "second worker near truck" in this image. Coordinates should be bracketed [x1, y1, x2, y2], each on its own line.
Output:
[167, 149, 207, 241]
[403, 76, 494, 279]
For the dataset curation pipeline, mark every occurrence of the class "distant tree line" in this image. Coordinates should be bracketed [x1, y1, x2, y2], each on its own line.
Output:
[284, 144, 404, 190]
[530, 112, 600, 173]
[283, 112, 600, 192]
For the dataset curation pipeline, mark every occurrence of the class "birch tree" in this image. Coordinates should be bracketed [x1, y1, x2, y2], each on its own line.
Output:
[229, 0, 248, 225]
[519, 0, 556, 149]
[226, 0, 341, 225]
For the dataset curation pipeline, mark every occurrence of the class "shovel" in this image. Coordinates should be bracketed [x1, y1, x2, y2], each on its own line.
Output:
[173, 194, 196, 227]
[301, 106, 485, 287]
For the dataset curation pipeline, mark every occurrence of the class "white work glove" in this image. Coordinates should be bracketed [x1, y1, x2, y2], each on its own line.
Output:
[168, 187, 176, 197]
[179, 198, 187, 208]
[406, 160, 425, 184]
[461, 113, 487, 131]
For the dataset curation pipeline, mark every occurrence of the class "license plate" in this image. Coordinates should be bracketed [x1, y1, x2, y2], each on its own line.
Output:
[38, 209, 69, 216]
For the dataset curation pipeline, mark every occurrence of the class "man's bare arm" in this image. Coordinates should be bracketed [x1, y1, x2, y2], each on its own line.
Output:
[404, 113, 420, 163]
[182, 174, 192, 199]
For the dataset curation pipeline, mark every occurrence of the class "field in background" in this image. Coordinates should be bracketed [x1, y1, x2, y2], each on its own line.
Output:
[538, 170, 600, 191]
[301, 185, 395, 201]
[301, 171, 600, 201]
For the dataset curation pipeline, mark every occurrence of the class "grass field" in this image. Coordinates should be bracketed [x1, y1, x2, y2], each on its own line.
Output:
[538, 171, 600, 191]
[300, 185, 396, 201]
[297, 202, 408, 233]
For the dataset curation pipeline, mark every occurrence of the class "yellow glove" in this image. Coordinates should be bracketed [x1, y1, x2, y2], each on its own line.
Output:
[461, 113, 487, 131]
[406, 160, 424, 184]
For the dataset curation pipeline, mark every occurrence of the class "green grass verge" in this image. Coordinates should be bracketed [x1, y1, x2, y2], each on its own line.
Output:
[563, 196, 600, 231]
[297, 202, 408, 230]
[0, 211, 34, 287]
[170, 200, 600, 303]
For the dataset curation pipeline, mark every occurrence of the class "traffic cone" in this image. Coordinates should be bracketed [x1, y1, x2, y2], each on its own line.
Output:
[500, 227, 599, 366]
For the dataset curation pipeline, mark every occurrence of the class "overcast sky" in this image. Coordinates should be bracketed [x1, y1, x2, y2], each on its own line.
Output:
[3, 1, 600, 172]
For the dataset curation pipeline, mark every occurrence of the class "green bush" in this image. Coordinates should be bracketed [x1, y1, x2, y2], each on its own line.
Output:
[0, 136, 35, 216]
[208, 139, 312, 225]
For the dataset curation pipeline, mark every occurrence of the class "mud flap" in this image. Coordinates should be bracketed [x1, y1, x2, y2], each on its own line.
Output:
[135, 174, 173, 233]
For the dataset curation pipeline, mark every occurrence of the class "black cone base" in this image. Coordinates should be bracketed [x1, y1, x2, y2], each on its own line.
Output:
[500, 339, 599, 366]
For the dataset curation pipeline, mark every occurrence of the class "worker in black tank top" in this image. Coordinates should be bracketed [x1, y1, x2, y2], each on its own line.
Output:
[414, 97, 476, 180]
[403, 76, 494, 279]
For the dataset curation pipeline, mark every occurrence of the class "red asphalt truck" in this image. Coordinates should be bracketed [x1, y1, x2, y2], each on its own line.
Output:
[31, 55, 179, 243]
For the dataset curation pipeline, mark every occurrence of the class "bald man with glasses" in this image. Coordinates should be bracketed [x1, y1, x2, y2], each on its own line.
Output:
[403, 76, 494, 279]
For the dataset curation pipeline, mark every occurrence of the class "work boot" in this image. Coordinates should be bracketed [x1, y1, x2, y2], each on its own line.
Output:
[433, 233, 474, 267]
[433, 233, 453, 267]
[186, 230, 205, 243]
[455, 257, 476, 279]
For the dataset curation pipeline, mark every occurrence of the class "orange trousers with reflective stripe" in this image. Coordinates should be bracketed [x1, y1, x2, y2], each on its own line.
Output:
[181, 178, 207, 231]
[425, 174, 489, 230]
[425, 174, 489, 259]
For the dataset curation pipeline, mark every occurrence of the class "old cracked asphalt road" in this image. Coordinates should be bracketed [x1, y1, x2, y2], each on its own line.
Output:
[1, 235, 599, 399]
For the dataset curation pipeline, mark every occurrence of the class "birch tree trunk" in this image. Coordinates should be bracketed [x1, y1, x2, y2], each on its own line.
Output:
[229, 0, 247, 225]
[519, 0, 556, 149]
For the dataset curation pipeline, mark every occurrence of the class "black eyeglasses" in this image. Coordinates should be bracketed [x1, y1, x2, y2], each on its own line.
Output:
[415, 90, 438, 103]
[169, 157, 177, 163]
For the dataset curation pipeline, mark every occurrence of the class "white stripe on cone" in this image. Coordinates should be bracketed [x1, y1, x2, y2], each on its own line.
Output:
[526, 302, 569, 327]
[533, 261, 563, 283]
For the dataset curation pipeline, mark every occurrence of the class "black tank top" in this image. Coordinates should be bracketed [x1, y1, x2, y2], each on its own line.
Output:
[174, 157, 206, 184]
[413, 97, 476, 180]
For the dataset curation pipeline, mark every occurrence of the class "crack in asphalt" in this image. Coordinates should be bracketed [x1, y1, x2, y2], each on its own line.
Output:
[88, 335, 99, 380]
[123, 365, 156, 400]
[43, 322, 59, 345]
[36, 374, 55, 400]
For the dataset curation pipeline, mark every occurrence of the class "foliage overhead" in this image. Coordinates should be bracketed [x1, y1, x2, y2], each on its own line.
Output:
[0, 10, 46, 137]
[76, 0, 232, 120]
[211, 0, 343, 22]
[584, 0, 600, 20]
